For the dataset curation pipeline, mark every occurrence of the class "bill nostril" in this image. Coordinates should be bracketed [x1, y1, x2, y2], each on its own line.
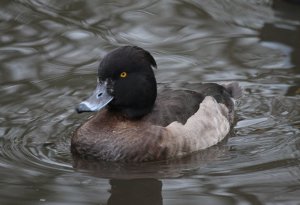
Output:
[97, 93, 103, 98]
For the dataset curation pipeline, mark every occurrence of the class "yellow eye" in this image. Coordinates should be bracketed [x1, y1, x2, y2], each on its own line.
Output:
[120, 72, 127, 78]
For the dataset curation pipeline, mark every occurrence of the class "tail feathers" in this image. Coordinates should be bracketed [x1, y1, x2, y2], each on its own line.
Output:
[221, 82, 243, 99]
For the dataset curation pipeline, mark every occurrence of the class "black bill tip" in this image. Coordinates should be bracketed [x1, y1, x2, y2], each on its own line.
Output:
[76, 103, 91, 114]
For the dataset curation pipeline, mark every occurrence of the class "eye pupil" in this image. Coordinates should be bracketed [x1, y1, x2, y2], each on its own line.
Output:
[120, 72, 127, 78]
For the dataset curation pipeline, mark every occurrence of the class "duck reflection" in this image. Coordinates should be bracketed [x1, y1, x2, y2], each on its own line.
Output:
[72, 143, 230, 204]
[108, 178, 162, 205]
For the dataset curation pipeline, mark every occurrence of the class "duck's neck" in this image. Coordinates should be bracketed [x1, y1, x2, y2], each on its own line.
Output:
[108, 104, 154, 119]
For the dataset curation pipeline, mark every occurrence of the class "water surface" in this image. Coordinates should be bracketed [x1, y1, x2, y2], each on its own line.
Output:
[1, 0, 300, 204]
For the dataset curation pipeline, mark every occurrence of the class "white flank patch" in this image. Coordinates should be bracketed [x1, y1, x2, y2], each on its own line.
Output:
[166, 96, 230, 156]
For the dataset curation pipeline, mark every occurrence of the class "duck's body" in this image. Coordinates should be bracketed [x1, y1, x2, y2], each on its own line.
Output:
[72, 46, 242, 162]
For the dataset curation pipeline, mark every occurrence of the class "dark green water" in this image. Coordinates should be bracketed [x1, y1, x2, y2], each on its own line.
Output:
[1, 0, 300, 204]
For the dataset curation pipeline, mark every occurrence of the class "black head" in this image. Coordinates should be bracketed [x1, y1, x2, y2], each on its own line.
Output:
[76, 46, 157, 119]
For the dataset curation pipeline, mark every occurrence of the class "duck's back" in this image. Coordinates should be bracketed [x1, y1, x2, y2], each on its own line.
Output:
[145, 83, 235, 126]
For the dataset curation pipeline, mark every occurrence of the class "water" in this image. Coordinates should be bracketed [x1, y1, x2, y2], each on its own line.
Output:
[0, 0, 300, 204]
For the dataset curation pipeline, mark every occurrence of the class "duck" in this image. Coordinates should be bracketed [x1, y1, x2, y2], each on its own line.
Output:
[71, 46, 242, 162]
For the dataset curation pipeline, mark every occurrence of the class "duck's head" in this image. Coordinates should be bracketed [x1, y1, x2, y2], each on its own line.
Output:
[76, 46, 157, 118]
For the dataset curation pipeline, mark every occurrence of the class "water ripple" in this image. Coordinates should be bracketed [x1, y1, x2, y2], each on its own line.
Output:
[1, 0, 300, 204]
